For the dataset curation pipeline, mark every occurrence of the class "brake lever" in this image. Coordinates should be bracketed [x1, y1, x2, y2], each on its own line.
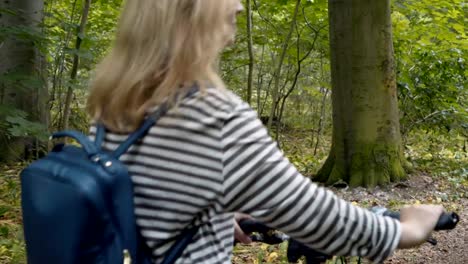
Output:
[426, 237, 437, 246]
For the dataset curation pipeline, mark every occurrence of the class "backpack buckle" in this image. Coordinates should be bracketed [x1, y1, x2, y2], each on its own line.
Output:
[123, 249, 132, 264]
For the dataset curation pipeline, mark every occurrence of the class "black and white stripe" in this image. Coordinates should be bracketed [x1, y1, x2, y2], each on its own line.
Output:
[90, 88, 401, 264]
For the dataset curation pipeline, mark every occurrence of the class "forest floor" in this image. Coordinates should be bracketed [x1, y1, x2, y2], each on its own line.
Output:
[0, 133, 467, 264]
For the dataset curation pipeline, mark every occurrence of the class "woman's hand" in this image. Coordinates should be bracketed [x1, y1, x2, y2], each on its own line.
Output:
[234, 213, 252, 244]
[398, 204, 444, 249]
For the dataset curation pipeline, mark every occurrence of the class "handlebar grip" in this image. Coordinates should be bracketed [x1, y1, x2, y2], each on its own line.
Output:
[238, 219, 272, 234]
[382, 210, 400, 220]
[434, 212, 459, 230]
[382, 210, 460, 231]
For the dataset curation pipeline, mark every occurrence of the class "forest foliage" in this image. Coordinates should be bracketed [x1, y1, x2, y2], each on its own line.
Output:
[1, 0, 466, 156]
[0, 0, 466, 263]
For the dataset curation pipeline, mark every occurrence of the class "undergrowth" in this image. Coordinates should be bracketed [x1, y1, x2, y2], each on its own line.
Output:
[0, 165, 26, 264]
[0, 130, 466, 264]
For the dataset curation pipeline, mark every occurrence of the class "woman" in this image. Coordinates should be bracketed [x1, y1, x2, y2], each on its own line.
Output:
[87, 0, 443, 263]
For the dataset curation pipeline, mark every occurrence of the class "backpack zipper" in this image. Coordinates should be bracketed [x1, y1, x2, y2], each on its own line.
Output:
[123, 249, 132, 264]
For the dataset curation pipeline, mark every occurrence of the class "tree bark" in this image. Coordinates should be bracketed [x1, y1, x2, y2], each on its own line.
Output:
[314, 87, 329, 156]
[246, 0, 254, 105]
[0, 0, 47, 162]
[316, 0, 407, 187]
[256, 45, 265, 111]
[61, 0, 91, 131]
[50, 0, 80, 129]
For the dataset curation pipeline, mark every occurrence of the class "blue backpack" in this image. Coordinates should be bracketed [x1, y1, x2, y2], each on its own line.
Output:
[20, 95, 198, 264]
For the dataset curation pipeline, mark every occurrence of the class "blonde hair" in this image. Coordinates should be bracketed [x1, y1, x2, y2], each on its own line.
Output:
[87, 0, 238, 132]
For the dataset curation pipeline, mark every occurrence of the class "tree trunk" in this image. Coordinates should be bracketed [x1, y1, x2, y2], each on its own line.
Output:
[61, 0, 91, 131]
[245, 0, 254, 105]
[0, 0, 47, 162]
[314, 87, 329, 156]
[267, 0, 301, 130]
[276, 20, 320, 142]
[256, 45, 265, 111]
[313, 54, 329, 155]
[51, 0, 80, 129]
[315, 0, 407, 187]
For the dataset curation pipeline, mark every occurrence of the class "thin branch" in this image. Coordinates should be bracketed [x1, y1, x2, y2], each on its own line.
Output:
[253, 0, 280, 35]
[302, 5, 328, 34]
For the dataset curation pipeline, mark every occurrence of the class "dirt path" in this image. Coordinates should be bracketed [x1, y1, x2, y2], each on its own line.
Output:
[366, 175, 467, 264]
[326, 173, 467, 264]
[233, 173, 467, 264]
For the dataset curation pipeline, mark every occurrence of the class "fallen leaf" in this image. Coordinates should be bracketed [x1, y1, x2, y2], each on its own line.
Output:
[266, 252, 278, 262]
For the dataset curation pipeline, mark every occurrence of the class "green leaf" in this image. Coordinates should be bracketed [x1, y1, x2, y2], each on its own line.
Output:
[0, 206, 10, 218]
[0, 225, 10, 237]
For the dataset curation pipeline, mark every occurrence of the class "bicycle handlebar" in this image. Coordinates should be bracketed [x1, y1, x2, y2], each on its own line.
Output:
[238, 207, 460, 263]
[238, 208, 459, 237]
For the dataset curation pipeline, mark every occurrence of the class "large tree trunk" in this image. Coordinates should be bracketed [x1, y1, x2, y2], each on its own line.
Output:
[0, 0, 47, 162]
[315, 0, 406, 187]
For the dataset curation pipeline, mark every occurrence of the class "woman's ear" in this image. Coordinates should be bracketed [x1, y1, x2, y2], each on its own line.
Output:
[236, 2, 244, 14]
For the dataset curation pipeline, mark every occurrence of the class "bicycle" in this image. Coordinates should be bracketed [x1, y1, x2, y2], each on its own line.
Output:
[237, 207, 460, 264]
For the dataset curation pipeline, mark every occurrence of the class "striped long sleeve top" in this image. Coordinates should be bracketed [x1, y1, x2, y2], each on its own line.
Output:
[90, 88, 401, 264]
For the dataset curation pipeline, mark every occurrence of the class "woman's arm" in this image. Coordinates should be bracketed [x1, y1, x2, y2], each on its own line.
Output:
[220, 102, 440, 263]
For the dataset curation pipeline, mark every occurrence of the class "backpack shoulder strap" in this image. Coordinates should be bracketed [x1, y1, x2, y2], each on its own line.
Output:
[112, 85, 199, 159]
[94, 123, 105, 150]
[111, 102, 169, 159]
[160, 226, 199, 264]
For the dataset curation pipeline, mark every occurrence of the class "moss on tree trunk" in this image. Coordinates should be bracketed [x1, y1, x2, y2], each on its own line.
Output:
[316, 0, 407, 187]
[317, 142, 406, 187]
